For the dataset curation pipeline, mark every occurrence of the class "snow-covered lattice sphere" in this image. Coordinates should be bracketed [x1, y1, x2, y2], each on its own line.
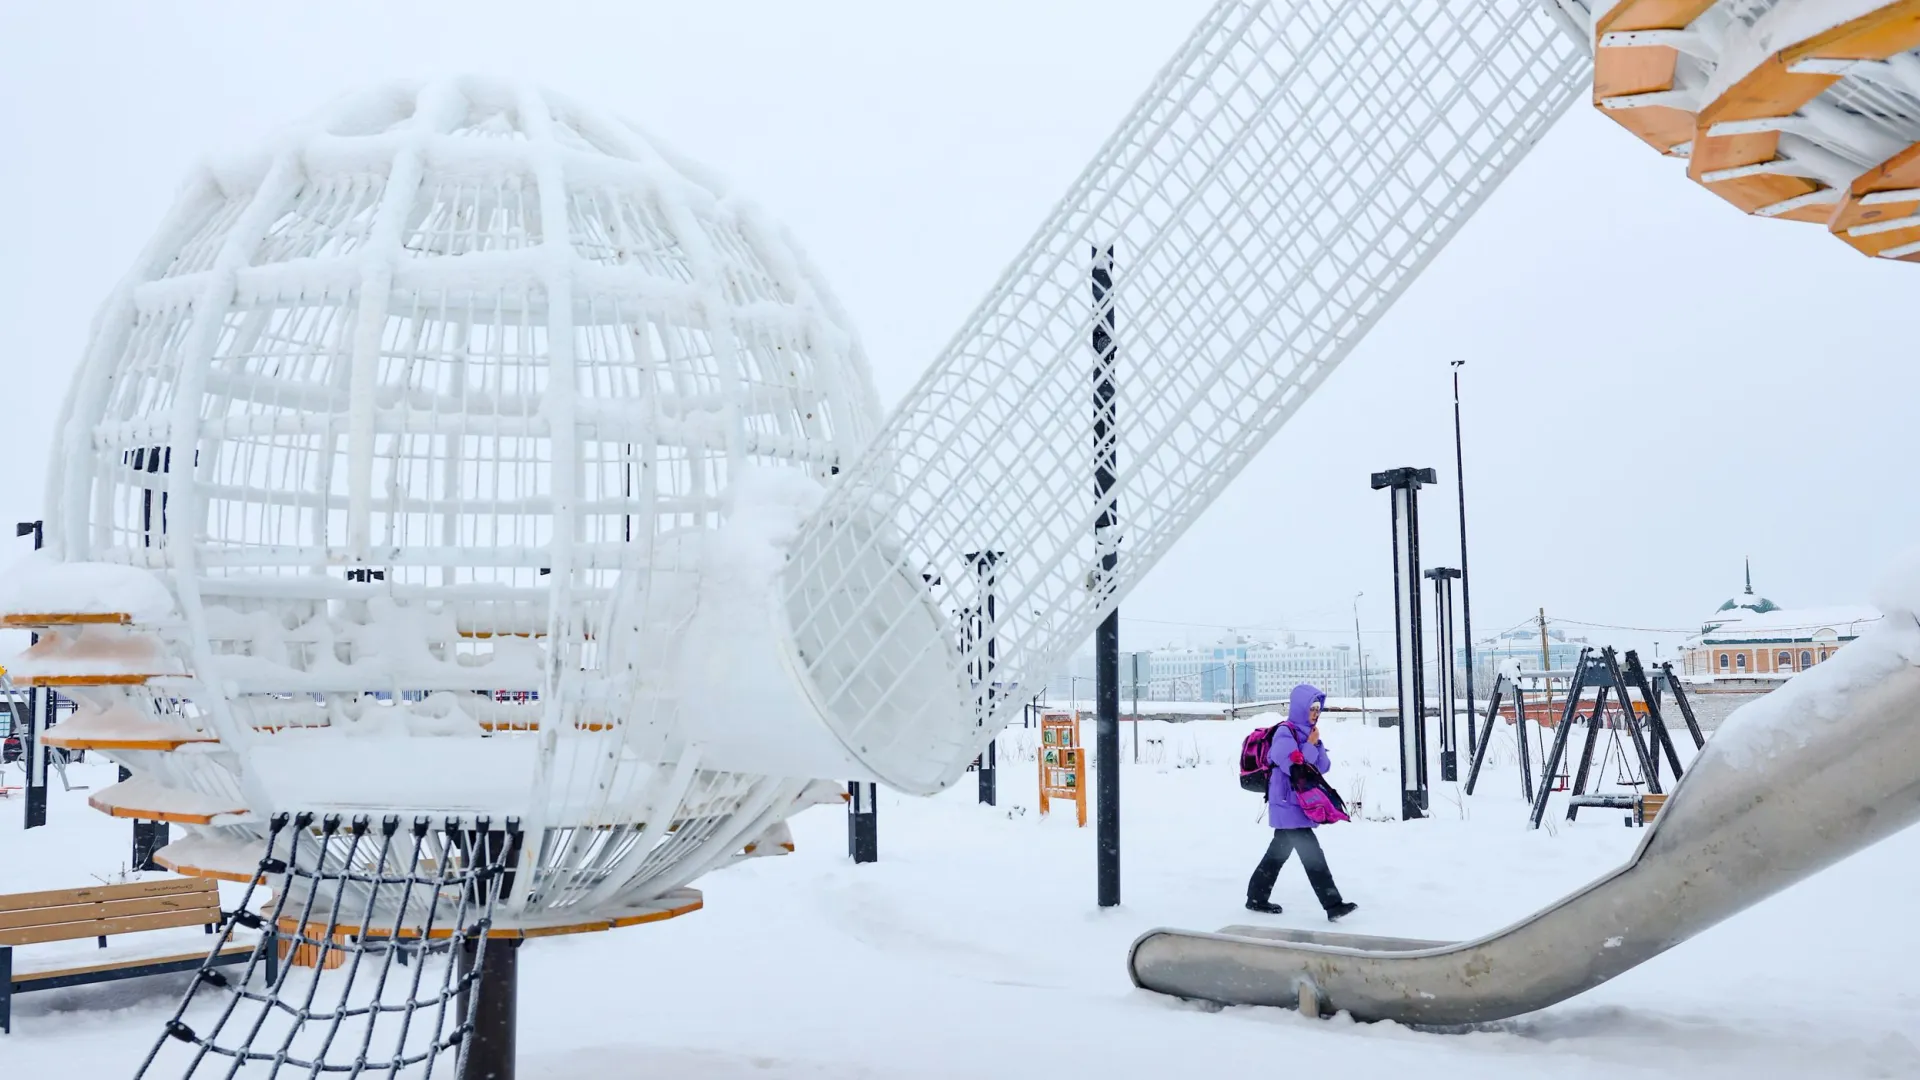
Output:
[37, 78, 881, 926]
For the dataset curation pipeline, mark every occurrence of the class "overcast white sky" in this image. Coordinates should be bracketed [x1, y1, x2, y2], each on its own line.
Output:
[3, 1, 1913, 661]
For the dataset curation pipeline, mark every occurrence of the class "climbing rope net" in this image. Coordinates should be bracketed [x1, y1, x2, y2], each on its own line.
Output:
[137, 813, 522, 1079]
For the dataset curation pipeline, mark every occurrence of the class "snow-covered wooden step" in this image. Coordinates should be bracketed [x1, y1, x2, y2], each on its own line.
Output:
[88, 776, 253, 826]
[151, 832, 269, 884]
[3, 624, 185, 687]
[1, 611, 132, 628]
[0, 556, 177, 624]
[42, 702, 219, 752]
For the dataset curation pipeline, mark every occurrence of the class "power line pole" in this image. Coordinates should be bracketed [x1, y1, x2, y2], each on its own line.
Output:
[1353, 592, 1367, 719]
[1538, 608, 1552, 671]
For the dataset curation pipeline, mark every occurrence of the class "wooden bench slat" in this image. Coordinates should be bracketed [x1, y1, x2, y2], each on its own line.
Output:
[0, 877, 211, 914]
[0, 893, 221, 933]
[13, 942, 255, 985]
[0, 908, 221, 947]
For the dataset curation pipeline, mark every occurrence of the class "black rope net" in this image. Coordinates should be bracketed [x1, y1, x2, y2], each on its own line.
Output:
[137, 812, 523, 1079]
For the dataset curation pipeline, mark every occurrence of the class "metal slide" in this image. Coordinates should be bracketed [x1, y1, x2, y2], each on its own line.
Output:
[1130, 622, 1920, 1024]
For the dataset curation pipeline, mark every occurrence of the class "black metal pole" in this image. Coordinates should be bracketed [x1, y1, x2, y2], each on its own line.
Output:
[458, 938, 520, 1080]
[1450, 364, 1479, 758]
[969, 551, 1001, 807]
[1092, 244, 1120, 908]
[1372, 468, 1435, 820]
[120, 764, 168, 869]
[847, 782, 877, 863]
[1426, 567, 1459, 782]
[17, 520, 46, 830]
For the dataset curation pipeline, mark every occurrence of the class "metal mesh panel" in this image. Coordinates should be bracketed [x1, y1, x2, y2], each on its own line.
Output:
[137, 813, 519, 1078]
[783, 0, 1592, 791]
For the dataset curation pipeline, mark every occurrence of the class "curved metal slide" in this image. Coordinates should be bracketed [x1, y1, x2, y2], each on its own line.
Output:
[1130, 617, 1920, 1024]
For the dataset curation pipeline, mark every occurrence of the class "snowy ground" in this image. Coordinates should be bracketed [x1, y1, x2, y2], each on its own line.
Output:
[4, 714, 1918, 1078]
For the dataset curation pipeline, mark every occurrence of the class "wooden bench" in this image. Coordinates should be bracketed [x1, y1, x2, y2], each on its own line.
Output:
[1636, 792, 1668, 826]
[1, 877, 264, 1033]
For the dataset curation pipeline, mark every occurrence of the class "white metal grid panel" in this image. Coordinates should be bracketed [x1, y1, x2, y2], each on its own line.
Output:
[783, 0, 1593, 792]
[44, 77, 881, 921]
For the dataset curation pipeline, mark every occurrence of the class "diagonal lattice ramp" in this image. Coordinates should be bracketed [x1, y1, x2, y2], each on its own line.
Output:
[779, 0, 1595, 792]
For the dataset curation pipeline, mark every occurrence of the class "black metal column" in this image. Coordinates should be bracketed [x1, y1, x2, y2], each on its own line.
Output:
[120, 765, 170, 869]
[846, 782, 877, 864]
[1372, 468, 1435, 820]
[16, 520, 46, 830]
[1450, 362, 1478, 757]
[968, 551, 1002, 807]
[458, 938, 519, 1080]
[1427, 567, 1460, 782]
[23, 685, 47, 829]
[1091, 244, 1120, 908]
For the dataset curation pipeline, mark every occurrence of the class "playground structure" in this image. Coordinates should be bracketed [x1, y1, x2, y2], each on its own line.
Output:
[1464, 648, 1706, 826]
[6, 0, 1920, 1064]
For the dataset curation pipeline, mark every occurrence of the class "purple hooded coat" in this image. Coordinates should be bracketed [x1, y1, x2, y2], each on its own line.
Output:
[1266, 683, 1331, 829]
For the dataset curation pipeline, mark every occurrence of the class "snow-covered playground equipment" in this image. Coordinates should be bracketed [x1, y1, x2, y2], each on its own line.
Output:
[10, 0, 1920, 1055]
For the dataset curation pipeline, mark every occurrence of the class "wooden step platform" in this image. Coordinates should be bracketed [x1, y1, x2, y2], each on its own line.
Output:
[88, 776, 252, 826]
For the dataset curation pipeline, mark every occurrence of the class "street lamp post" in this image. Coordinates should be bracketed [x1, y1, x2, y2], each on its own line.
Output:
[1450, 360, 1479, 757]
[1372, 466, 1436, 820]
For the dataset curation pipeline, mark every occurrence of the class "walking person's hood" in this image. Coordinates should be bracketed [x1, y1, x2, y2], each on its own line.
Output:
[1287, 683, 1326, 734]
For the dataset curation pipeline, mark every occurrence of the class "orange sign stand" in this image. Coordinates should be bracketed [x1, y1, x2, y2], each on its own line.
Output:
[1038, 710, 1087, 827]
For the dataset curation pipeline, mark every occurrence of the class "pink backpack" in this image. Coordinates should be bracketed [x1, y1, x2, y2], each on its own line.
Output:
[1288, 754, 1351, 825]
[1238, 725, 1280, 793]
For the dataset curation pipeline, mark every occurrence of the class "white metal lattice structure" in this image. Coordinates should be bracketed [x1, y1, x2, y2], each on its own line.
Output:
[21, 2, 1602, 924]
[780, 0, 1594, 793]
[34, 77, 876, 927]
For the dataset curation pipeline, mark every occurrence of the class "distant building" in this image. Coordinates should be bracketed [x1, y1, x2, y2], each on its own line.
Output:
[1681, 565, 1880, 681]
[1465, 626, 1589, 690]
[1041, 636, 1389, 704]
[1140, 638, 1368, 701]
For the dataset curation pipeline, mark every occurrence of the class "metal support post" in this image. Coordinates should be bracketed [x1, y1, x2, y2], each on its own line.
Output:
[16, 520, 45, 830]
[23, 686, 47, 829]
[1463, 670, 1511, 797]
[1427, 566, 1460, 782]
[1529, 648, 1592, 830]
[457, 937, 520, 1080]
[1656, 661, 1707, 749]
[1372, 468, 1435, 820]
[1092, 243, 1121, 908]
[119, 765, 170, 870]
[846, 782, 877, 863]
[1450, 362, 1479, 757]
[1622, 650, 1686, 786]
[968, 550, 1002, 807]
[1511, 679, 1535, 803]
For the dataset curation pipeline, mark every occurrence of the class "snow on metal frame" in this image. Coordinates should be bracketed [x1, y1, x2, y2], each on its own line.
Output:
[40, 76, 878, 922]
[783, 0, 1594, 794]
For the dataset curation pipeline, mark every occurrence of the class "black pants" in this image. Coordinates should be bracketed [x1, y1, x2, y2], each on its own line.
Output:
[1247, 828, 1344, 911]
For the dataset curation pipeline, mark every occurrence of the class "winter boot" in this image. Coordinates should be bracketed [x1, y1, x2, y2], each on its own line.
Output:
[1325, 901, 1358, 922]
[1244, 899, 1283, 914]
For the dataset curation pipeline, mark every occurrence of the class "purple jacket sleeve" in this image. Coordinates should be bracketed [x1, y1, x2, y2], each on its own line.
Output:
[1268, 725, 1332, 773]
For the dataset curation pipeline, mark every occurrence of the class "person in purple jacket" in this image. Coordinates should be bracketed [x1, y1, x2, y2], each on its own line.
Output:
[1246, 683, 1358, 920]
